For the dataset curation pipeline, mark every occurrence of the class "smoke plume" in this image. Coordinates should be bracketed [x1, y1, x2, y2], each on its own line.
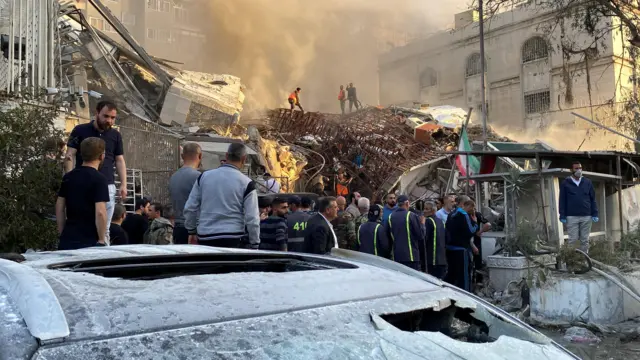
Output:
[197, 0, 468, 113]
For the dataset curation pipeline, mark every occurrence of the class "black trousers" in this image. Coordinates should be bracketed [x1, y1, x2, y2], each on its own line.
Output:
[398, 261, 421, 271]
[198, 238, 242, 248]
[173, 225, 189, 245]
[428, 264, 448, 280]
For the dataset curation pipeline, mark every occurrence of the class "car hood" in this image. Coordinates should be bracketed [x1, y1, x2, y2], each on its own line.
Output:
[33, 291, 575, 360]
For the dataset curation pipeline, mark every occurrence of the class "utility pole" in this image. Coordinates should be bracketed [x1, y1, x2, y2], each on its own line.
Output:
[479, 0, 488, 150]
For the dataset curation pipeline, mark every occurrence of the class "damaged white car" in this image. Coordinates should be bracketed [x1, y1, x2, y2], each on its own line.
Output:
[0, 246, 578, 359]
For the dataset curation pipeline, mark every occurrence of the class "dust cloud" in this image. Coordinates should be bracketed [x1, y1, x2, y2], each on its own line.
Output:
[196, 0, 468, 113]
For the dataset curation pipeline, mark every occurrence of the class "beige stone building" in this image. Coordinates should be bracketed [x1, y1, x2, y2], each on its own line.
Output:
[379, 6, 637, 150]
[75, 0, 206, 70]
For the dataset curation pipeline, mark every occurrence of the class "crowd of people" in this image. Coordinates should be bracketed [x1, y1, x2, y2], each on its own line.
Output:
[56, 100, 490, 291]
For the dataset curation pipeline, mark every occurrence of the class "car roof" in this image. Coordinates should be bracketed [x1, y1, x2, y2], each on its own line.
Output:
[15, 246, 441, 342]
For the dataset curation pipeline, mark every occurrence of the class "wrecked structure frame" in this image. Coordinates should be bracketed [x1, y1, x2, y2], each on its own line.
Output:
[449, 149, 640, 246]
[270, 108, 443, 197]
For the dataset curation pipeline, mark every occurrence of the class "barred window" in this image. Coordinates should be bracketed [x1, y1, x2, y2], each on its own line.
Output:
[466, 53, 486, 77]
[522, 37, 548, 63]
[524, 91, 550, 114]
[420, 68, 437, 88]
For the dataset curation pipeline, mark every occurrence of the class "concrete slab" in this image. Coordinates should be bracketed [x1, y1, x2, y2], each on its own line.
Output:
[530, 271, 640, 325]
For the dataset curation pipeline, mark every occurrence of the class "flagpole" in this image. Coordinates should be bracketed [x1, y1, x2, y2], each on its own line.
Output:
[445, 108, 473, 195]
[479, 0, 488, 150]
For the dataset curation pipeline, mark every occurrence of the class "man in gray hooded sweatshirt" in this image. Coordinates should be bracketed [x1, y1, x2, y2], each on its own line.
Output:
[184, 143, 260, 248]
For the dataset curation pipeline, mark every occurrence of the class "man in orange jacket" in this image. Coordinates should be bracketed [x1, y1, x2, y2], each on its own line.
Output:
[288, 88, 303, 112]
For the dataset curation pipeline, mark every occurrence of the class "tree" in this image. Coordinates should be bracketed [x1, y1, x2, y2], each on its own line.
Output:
[479, 0, 640, 149]
[0, 95, 64, 253]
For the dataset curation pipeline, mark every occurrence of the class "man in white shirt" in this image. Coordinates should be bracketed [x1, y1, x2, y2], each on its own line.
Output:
[264, 172, 281, 194]
[303, 197, 339, 254]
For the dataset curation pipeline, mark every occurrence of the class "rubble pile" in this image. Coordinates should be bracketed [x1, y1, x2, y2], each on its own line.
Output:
[262, 106, 509, 195]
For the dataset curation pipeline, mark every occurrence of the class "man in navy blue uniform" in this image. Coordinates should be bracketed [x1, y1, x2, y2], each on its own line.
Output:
[384, 195, 426, 271]
[559, 161, 598, 253]
[424, 201, 447, 279]
[356, 205, 390, 257]
[287, 195, 310, 252]
[56, 137, 110, 250]
[64, 101, 127, 245]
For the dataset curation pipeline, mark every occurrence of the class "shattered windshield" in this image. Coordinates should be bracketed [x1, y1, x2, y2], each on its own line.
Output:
[34, 291, 575, 360]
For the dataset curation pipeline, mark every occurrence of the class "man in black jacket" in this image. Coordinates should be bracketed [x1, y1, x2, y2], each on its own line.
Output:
[303, 197, 339, 255]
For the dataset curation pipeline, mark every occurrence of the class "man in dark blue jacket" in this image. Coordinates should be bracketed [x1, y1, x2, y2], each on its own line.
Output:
[357, 205, 390, 257]
[445, 199, 478, 291]
[384, 195, 426, 271]
[559, 161, 598, 253]
[424, 201, 447, 279]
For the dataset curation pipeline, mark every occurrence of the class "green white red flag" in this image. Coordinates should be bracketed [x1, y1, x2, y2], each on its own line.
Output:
[456, 127, 480, 180]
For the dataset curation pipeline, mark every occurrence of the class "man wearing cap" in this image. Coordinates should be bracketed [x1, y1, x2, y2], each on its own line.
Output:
[384, 195, 427, 271]
[356, 204, 391, 257]
[287, 195, 310, 252]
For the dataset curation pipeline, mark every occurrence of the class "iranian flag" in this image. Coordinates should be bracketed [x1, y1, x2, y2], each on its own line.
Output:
[455, 127, 481, 179]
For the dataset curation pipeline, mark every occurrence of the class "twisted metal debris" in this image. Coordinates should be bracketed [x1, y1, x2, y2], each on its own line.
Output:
[269, 107, 441, 195]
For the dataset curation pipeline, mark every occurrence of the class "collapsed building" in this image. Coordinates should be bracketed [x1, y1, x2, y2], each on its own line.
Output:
[2, 0, 247, 206]
[258, 106, 509, 199]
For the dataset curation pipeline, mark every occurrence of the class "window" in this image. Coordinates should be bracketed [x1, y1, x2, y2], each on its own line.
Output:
[47, 253, 358, 280]
[174, 7, 189, 22]
[122, 13, 136, 26]
[147, 28, 170, 42]
[147, 0, 159, 10]
[104, 22, 116, 33]
[522, 36, 548, 63]
[419, 67, 437, 88]
[466, 53, 486, 77]
[89, 17, 104, 30]
[524, 91, 550, 114]
[160, 0, 171, 13]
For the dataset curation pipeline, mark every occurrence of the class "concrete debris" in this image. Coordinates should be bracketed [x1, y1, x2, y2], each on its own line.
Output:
[563, 326, 601, 344]
[264, 106, 510, 196]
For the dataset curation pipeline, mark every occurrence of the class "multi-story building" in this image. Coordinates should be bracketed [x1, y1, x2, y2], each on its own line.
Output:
[379, 6, 637, 150]
[76, 0, 206, 70]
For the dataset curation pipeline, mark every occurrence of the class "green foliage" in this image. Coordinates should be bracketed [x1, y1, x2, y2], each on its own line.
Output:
[0, 97, 64, 253]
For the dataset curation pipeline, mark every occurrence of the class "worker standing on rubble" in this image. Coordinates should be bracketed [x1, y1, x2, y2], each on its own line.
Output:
[424, 201, 447, 279]
[338, 85, 347, 115]
[357, 204, 390, 257]
[385, 195, 427, 271]
[287, 196, 310, 252]
[347, 83, 360, 113]
[559, 161, 598, 253]
[288, 88, 303, 112]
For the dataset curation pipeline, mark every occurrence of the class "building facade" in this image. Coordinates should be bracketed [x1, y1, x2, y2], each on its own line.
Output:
[379, 6, 637, 151]
[76, 0, 206, 70]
